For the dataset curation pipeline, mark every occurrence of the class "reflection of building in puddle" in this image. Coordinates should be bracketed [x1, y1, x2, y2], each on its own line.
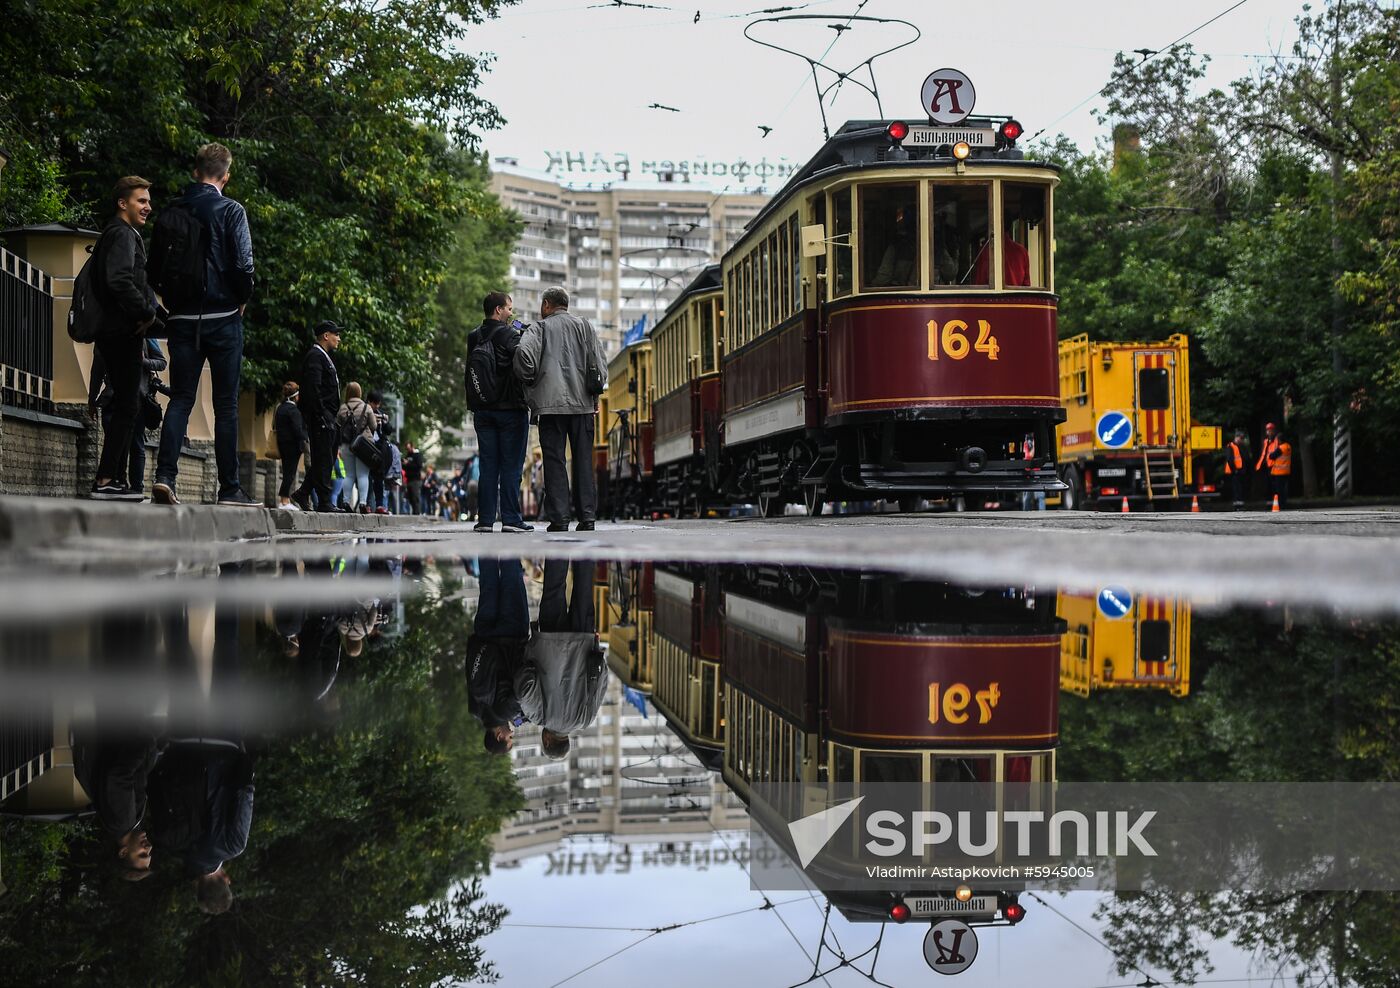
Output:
[1057, 592, 1191, 697]
[492, 674, 747, 860]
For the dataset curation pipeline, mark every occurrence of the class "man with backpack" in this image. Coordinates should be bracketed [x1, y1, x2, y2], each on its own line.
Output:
[512, 287, 607, 532]
[148, 142, 257, 506]
[86, 176, 162, 501]
[467, 291, 533, 533]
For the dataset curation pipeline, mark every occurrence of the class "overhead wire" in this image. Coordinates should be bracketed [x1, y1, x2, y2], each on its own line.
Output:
[1025, 892, 1165, 987]
[1028, 0, 1253, 141]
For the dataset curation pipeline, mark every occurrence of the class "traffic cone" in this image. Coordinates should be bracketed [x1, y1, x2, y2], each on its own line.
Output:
[1191, 495, 1201, 513]
[1120, 497, 1130, 514]
[1271, 494, 1281, 513]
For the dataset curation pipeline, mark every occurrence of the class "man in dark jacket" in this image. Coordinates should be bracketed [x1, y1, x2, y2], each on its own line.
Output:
[466, 557, 531, 753]
[293, 321, 344, 512]
[89, 336, 166, 497]
[402, 441, 424, 514]
[150, 142, 258, 507]
[469, 291, 534, 533]
[90, 176, 161, 501]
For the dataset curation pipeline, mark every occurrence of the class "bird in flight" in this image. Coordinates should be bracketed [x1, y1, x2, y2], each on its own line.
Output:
[757, 125, 773, 138]
[649, 103, 681, 112]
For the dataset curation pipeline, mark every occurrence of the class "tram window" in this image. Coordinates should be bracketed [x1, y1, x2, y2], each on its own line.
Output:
[700, 301, 716, 374]
[831, 189, 853, 298]
[861, 752, 921, 785]
[860, 184, 920, 291]
[1139, 367, 1170, 410]
[1000, 183, 1049, 288]
[778, 221, 790, 317]
[789, 214, 801, 313]
[932, 755, 992, 783]
[769, 231, 780, 322]
[833, 744, 855, 782]
[930, 183, 991, 287]
[1140, 620, 1171, 665]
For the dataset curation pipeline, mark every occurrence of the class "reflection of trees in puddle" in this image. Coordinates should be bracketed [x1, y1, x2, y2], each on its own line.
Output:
[1057, 609, 1400, 983]
[0, 580, 523, 986]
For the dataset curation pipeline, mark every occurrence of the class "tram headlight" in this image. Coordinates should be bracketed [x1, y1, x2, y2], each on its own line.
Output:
[952, 141, 972, 160]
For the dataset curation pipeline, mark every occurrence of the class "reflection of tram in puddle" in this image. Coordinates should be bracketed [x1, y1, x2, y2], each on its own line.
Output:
[1057, 591, 1191, 697]
[631, 563, 1064, 928]
[598, 562, 656, 693]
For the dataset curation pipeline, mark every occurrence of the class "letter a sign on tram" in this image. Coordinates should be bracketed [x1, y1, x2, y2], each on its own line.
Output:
[921, 68, 976, 125]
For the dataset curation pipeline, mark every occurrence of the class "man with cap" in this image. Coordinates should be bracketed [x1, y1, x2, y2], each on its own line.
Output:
[1223, 428, 1250, 510]
[293, 322, 344, 512]
[1255, 421, 1292, 510]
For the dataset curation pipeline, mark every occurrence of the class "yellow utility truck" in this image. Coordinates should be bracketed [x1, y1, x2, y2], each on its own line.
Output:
[1057, 590, 1191, 698]
[1055, 333, 1221, 509]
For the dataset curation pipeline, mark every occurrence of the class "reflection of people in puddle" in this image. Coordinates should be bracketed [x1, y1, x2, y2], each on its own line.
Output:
[515, 559, 607, 760]
[72, 612, 161, 881]
[149, 563, 255, 914]
[466, 557, 530, 755]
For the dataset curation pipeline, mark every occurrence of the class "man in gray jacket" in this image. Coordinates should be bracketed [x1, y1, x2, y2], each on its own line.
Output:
[513, 287, 607, 532]
[513, 560, 606, 759]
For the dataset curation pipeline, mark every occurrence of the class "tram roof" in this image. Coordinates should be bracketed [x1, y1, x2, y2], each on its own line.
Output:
[653, 263, 721, 332]
[738, 117, 1058, 240]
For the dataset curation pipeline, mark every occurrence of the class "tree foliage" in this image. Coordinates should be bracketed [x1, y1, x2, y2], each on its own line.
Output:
[0, 0, 516, 433]
[1045, 2, 1400, 494]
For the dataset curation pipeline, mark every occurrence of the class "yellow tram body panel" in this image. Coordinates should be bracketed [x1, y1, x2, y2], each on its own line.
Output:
[1056, 591, 1191, 697]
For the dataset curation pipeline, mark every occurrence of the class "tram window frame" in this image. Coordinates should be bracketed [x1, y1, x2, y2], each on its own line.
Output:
[700, 299, 716, 374]
[778, 220, 790, 318]
[999, 182, 1050, 289]
[929, 181, 993, 289]
[858, 182, 921, 293]
[830, 187, 854, 299]
[768, 230, 780, 325]
[810, 195, 827, 305]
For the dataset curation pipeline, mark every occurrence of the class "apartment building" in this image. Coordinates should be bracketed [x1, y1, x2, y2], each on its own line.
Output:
[491, 161, 769, 356]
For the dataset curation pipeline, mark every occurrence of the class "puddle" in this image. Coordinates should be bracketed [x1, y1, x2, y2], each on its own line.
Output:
[1, 550, 1396, 985]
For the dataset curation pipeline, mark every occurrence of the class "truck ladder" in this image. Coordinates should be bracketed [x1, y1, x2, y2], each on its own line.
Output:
[1141, 448, 1179, 501]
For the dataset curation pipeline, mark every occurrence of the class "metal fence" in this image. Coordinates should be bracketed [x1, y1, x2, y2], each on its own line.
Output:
[1, 246, 54, 412]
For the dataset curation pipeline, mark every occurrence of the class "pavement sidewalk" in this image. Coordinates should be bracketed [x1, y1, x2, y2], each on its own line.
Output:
[0, 495, 437, 549]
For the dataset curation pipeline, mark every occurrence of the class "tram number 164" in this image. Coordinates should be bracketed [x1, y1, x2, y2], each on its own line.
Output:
[927, 319, 1000, 361]
[928, 681, 1001, 725]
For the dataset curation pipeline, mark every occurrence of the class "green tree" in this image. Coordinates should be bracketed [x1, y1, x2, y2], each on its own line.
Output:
[0, 0, 516, 434]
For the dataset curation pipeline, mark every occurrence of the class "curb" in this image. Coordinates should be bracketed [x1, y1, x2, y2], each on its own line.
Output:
[0, 495, 437, 549]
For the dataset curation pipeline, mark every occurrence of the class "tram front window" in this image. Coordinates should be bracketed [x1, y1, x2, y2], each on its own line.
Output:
[861, 751, 921, 785]
[861, 184, 919, 291]
[1001, 182, 1049, 288]
[931, 183, 991, 287]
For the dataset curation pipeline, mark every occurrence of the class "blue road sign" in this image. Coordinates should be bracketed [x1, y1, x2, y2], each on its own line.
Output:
[1097, 586, 1134, 619]
[1096, 411, 1133, 448]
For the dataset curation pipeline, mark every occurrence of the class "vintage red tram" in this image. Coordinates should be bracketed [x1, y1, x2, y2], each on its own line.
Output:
[650, 266, 725, 516]
[718, 118, 1064, 515]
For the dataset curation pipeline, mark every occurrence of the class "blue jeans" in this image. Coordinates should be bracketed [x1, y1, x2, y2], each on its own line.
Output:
[474, 558, 529, 638]
[156, 314, 243, 496]
[473, 409, 529, 527]
[342, 444, 372, 507]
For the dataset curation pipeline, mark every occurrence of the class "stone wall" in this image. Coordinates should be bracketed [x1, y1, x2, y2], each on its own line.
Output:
[0, 403, 274, 504]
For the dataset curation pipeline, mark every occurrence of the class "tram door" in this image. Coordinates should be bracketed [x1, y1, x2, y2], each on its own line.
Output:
[1132, 349, 1178, 448]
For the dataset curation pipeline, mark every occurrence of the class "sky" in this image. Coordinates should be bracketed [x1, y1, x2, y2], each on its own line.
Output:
[461, 0, 1309, 191]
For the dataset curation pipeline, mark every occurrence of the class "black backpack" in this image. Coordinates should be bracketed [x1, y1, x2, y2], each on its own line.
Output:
[66, 235, 109, 344]
[466, 328, 506, 411]
[148, 200, 209, 310]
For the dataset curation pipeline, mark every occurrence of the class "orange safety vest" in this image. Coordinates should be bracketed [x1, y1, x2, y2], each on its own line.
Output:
[1256, 437, 1292, 476]
[1224, 441, 1244, 475]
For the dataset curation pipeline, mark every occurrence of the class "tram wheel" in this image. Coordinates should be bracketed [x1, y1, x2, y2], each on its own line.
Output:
[897, 495, 923, 514]
[802, 485, 825, 518]
[759, 492, 786, 518]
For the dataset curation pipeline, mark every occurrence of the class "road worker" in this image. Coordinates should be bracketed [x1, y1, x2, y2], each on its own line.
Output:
[1255, 422, 1292, 510]
[1223, 428, 1249, 510]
